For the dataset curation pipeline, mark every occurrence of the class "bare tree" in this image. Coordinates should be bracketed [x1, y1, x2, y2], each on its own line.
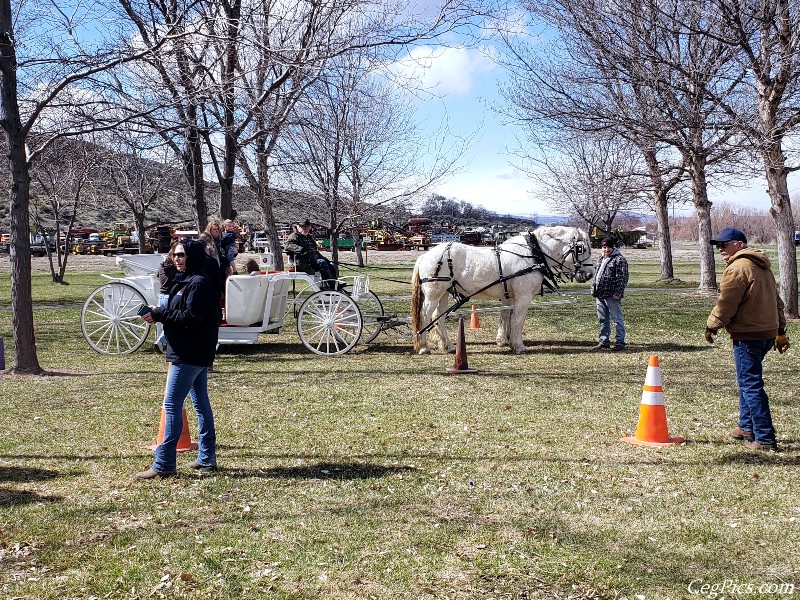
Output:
[279, 55, 472, 265]
[703, 0, 800, 315]
[497, 0, 747, 290]
[97, 138, 182, 253]
[115, 0, 213, 231]
[524, 133, 647, 232]
[232, 0, 491, 269]
[29, 138, 101, 283]
[0, 0, 179, 373]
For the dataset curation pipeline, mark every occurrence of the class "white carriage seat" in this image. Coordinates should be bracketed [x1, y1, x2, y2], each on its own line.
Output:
[124, 275, 159, 299]
[116, 253, 166, 277]
[266, 277, 292, 323]
[225, 274, 271, 326]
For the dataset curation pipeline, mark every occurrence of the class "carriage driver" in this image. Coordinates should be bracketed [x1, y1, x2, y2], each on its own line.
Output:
[284, 219, 337, 288]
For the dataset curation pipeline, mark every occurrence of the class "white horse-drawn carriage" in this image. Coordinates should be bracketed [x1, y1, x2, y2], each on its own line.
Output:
[80, 225, 594, 358]
[80, 253, 384, 356]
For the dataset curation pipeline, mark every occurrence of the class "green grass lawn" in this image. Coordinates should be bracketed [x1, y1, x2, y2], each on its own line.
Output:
[0, 255, 798, 599]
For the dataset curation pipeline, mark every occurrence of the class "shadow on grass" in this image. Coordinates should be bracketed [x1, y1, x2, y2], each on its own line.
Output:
[217, 446, 800, 468]
[0, 465, 61, 482]
[0, 487, 62, 505]
[0, 466, 64, 506]
[216, 342, 315, 361]
[220, 460, 416, 480]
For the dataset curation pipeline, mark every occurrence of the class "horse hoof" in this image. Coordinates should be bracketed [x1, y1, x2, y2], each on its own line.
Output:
[512, 347, 527, 354]
[446, 346, 456, 354]
[418, 348, 430, 355]
[496, 340, 509, 347]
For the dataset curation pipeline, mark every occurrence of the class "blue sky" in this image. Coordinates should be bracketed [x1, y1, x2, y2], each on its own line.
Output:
[393, 43, 790, 218]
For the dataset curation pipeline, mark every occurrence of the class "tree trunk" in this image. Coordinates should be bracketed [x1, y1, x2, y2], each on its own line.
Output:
[0, 13, 42, 373]
[689, 162, 717, 292]
[642, 148, 675, 280]
[184, 109, 207, 231]
[654, 189, 674, 280]
[135, 213, 147, 254]
[218, 0, 241, 222]
[763, 146, 798, 317]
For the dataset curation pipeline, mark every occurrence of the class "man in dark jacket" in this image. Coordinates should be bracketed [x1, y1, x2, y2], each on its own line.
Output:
[284, 219, 337, 286]
[137, 238, 220, 478]
[591, 237, 629, 351]
[706, 227, 789, 451]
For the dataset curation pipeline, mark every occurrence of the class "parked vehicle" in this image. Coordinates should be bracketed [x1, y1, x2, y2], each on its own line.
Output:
[247, 230, 271, 253]
[30, 233, 57, 257]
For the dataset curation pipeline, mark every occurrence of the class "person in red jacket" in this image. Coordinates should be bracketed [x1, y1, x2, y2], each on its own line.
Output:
[705, 227, 789, 451]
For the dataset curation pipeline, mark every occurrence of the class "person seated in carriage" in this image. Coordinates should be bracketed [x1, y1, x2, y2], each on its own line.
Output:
[284, 219, 338, 289]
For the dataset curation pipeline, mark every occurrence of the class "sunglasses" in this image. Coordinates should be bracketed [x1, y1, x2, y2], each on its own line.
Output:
[174, 252, 186, 258]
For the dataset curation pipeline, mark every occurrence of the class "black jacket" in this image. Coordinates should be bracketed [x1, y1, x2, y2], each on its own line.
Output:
[151, 239, 219, 367]
[284, 231, 322, 274]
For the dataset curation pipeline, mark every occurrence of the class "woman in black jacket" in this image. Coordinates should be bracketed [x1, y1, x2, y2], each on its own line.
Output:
[137, 238, 219, 478]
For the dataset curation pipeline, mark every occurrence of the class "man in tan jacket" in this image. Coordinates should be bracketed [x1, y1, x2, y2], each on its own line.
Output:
[705, 227, 789, 451]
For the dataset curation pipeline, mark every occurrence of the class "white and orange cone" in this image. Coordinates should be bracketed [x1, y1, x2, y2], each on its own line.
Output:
[621, 355, 684, 447]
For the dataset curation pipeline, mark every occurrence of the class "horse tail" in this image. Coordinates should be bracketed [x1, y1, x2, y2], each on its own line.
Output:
[411, 261, 423, 352]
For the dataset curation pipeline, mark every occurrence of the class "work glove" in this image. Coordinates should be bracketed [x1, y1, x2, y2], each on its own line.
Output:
[704, 327, 717, 344]
[774, 334, 790, 354]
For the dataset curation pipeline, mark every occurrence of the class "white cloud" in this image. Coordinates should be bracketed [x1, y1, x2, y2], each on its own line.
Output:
[388, 45, 497, 98]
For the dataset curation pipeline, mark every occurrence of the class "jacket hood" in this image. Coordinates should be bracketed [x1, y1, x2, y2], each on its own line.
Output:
[182, 239, 208, 275]
[729, 247, 771, 270]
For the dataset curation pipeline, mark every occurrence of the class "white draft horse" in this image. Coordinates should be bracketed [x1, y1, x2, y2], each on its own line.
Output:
[411, 226, 594, 355]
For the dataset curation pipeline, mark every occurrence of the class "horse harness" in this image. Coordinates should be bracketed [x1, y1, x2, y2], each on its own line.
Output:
[416, 232, 582, 335]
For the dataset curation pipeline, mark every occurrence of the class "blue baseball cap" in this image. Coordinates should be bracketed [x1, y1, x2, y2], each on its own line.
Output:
[710, 227, 747, 246]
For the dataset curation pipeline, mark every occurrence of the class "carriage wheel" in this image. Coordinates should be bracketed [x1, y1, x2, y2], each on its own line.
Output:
[296, 291, 362, 356]
[353, 290, 384, 344]
[290, 280, 318, 319]
[81, 282, 152, 355]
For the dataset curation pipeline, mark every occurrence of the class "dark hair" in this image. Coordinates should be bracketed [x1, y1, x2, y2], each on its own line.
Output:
[244, 258, 260, 273]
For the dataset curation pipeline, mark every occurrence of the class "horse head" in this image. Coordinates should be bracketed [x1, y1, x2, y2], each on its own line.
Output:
[533, 226, 594, 283]
[570, 228, 595, 282]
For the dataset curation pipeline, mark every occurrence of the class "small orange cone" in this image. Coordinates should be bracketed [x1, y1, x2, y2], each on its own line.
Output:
[145, 408, 198, 452]
[621, 355, 684, 447]
[447, 316, 478, 375]
[469, 305, 481, 329]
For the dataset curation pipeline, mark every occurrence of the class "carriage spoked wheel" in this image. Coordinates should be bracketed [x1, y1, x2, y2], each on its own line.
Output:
[289, 280, 318, 319]
[296, 291, 363, 356]
[352, 290, 384, 344]
[81, 282, 152, 355]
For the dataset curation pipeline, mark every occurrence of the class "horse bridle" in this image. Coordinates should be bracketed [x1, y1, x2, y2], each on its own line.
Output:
[516, 232, 591, 284]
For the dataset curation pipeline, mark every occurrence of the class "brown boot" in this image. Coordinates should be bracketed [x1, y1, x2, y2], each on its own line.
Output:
[134, 468, 176, 480]
[743, 440, 777, 452]
[729, 427, 754, 441]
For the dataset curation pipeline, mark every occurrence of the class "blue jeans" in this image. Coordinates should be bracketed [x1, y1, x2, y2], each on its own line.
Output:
[313, 258, 336, 282]
[152, 363, 216, 472]
[156, 293, 169, 345]
[596, 297, 626, 347]
[733, 339, 776, 445]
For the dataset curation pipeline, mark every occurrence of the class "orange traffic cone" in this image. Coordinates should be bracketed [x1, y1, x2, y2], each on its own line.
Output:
[470, 305, 481, 329]
[145, 408, 198, 452]
[621, 356, 683, 446]
[447, 316, 478, 375]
